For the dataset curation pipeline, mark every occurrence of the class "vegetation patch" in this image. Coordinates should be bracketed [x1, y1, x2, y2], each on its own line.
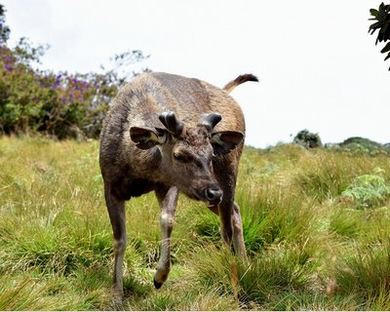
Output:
[0, 137, 389, 310]
[341, 168, 390, 209]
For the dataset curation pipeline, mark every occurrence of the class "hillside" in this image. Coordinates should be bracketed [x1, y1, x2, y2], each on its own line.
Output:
[0, 137, 389, 310]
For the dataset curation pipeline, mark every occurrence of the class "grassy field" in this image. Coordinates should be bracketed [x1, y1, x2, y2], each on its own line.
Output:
[0, 136, 389, 310]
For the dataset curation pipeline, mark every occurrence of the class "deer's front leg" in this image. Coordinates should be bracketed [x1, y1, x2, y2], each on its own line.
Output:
[154, 186, 179, 289]
[232, 201, 246, 258]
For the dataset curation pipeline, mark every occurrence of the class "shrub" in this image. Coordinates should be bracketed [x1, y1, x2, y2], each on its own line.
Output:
[293, 129, 322, 149]
[0, 42, 149, 139]
[341, 168, 390, 209]
[0, 6, 150, 139]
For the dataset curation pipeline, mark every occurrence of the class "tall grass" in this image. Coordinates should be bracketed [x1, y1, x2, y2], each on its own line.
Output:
[0, 137, 389, 310]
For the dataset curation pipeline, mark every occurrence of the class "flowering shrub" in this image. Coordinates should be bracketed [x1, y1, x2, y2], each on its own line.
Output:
[0, 5, 149, 139]
[0, 42, 148, 139]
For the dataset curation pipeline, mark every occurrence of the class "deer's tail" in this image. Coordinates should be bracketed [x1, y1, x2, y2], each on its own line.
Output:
[223, 74, 259, 93]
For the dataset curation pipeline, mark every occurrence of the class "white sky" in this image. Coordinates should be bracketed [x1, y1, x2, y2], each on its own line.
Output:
[3, 0, 390, 147]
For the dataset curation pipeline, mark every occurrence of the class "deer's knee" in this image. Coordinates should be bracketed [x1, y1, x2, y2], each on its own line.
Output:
[114, 237, 127, 254]
[160, 212, 174, 231]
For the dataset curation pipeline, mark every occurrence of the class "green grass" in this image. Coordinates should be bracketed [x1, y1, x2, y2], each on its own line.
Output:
[0, 136, 389, 310]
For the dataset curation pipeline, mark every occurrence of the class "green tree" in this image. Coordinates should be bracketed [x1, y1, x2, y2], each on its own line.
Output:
[369, 3, 390, 70]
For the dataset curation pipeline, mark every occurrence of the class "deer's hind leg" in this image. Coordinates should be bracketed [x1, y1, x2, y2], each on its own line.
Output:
[104, 182, 127, 302]
[213, 154, 246, 258]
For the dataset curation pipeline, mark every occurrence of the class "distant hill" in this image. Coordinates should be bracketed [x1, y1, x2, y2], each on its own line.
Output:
[325, 137, 390, 154]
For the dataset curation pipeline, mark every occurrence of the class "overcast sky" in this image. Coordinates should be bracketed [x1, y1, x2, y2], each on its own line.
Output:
[3, 0, 390, 147]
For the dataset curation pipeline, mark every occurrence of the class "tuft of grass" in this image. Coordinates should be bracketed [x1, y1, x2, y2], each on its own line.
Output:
[189, 242, 319, 308]
[335, 240, 390, 307]
[0, 278, 51, 310]
[329, 208, 362, 238]
[295, 154, 353, 201]
[238, 186, 316, 253]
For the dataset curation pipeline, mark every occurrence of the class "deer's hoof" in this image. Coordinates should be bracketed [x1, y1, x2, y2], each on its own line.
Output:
[111, 294, 123, 308]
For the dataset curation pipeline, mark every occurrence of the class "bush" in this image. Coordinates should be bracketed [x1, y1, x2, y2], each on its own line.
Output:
[293, 129, 322, 149]
[0, 7, 150, 139]
[0, 42, 149, 139]
[341, 168, 390, 209]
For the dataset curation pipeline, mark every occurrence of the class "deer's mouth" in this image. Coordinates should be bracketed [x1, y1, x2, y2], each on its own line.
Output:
[185, 188, 222, 206]
[185, 189, 204, 202]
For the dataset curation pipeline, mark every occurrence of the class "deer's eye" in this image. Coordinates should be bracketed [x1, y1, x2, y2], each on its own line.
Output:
[173, 152, 193, 163]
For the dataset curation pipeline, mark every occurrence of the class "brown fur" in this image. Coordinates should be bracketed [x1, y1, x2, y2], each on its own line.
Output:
[99, 72, 257, 300]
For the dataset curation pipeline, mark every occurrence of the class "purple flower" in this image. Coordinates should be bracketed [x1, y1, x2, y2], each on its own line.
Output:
[4, 55, 13, 63]
[52, 74, 62, 89]
[3, 62, 12, 72]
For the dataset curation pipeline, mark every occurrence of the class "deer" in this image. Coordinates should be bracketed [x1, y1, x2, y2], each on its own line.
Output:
[99, 72, 258, 301]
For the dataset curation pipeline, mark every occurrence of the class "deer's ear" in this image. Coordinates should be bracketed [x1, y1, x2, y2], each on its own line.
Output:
[130, 127, 168, 150]
[211, 131, 244, 155]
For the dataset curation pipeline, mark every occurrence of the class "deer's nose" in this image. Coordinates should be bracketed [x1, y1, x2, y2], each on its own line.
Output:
[205, 187, 223, 204]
